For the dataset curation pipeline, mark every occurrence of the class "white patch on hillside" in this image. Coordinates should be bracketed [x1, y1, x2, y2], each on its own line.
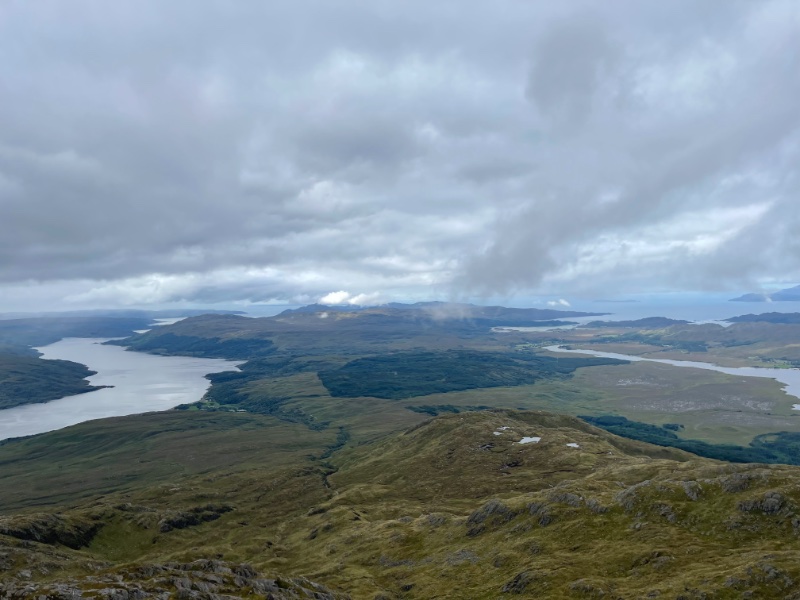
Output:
[517, 436, 541, 444]
[566, 442, 580, 448]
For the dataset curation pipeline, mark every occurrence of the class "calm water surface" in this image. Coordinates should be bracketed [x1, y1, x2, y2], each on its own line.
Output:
[0, 337, 240, 441]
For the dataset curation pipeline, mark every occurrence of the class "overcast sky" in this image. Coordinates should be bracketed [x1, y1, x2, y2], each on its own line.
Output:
[1, 0, 799, 311]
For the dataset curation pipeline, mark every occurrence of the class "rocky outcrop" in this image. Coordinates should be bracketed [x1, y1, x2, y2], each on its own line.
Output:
[0, 559, 350, 599]
[0, 514, 101, 549]
[157, 504, 233, 533]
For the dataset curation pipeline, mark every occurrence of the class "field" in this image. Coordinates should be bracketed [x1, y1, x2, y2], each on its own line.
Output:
[252, 360, 798, 444]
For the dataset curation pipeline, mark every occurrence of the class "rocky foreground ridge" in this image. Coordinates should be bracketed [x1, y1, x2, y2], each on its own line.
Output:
[2, 411, 800, 598]
[0, 559, 348, 599]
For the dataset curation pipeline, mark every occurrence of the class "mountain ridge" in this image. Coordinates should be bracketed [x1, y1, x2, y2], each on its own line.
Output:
[278, 301, 607, 323]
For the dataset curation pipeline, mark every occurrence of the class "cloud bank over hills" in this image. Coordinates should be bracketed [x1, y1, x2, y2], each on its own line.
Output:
[1, 1, 799, 310]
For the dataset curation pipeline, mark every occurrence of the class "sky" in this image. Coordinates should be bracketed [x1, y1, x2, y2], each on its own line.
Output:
[1, 0, 799, 311]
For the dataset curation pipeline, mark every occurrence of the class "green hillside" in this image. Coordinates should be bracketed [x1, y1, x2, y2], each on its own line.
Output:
[3, 411, 800, 598]
[0, 353, 104, 410]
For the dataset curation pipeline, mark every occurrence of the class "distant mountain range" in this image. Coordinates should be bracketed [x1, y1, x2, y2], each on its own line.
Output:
[278, 301, 606, 323]
[731, 284, 800, 302]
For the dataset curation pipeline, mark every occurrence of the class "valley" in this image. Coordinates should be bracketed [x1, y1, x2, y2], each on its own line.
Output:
[2, 303, 800, 597]
[112, 305, 800, 459]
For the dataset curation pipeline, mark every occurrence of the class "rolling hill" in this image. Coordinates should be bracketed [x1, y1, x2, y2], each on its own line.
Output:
[3, 411, 800, 598]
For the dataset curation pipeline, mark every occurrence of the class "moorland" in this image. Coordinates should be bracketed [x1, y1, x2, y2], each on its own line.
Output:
[2, 302, 800, 597]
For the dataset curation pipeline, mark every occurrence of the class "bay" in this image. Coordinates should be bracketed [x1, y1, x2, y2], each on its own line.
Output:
[0, 337, 241, 441]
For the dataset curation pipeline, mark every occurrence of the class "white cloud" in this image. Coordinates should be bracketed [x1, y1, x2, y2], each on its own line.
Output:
[319, 290, 383, 306]
[319, 291, 352, 305]
[547, 299, 571, 307]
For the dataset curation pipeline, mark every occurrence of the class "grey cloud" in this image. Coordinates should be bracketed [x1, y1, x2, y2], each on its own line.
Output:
[526, 15, 621, 130]
[460, 0, 800, 295]
[0, 1, 798, 310]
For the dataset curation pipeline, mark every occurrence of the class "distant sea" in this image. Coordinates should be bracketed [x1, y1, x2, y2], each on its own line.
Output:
[509, 292, 800, 324]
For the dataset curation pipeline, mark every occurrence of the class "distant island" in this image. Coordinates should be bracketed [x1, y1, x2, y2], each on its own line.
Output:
[726, 312, 800, 324]
[579, 317, 689, 329]
[731, 284, 800, 302]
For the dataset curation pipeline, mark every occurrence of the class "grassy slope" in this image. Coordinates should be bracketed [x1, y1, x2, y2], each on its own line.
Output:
[0, 410, 336, 511]
[4, 411, 800, 598]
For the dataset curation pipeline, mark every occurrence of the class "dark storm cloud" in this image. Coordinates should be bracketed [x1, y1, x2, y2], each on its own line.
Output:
[0, 0, 798, 309]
